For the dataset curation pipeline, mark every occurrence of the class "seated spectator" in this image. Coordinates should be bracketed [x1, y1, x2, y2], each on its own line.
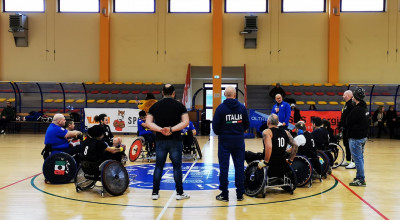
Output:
[269, 83, 286, 99]
[372, 106, 386, 138]
[138, 93, 158, 113]
[0, 101, 16, 134]
[44, 114, 83, 155]
[181, 121, 197, 154]
[311, 117, 329, 150]
[386, 105, 398, 139]
[291, 103, 301, 123]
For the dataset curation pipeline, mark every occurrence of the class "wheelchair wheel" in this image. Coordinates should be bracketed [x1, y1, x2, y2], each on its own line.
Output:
[281, 165, 297, 194]
[101, 160, 129, 196]
[193, 137, 202, 159]
[244, 161, 267, 197]
[129, 137, 144, 162]
[329, 143, 345, 169]
[292, 155, 313, 187]
[317, 150, 330, 178]
[43, 152, 77, 184]
[74, 166, 96, 191]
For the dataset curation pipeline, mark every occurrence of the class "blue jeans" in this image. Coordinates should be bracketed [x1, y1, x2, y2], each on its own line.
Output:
[153, 140, 183, 194]
[218, 141, 245, 197]
[349, 138, 367, 181]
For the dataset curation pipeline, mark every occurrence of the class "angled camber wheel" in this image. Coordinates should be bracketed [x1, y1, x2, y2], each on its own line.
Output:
[329, 143, 345, 169]
[43, 152, 77, 184]
[101, 160, 129, 196]
[281, 165, 298, 194]
[291, 155, 313, 187]
[244, 161, 267, 197]
[193, 137, 202, 159]
[317, 150, 330, 177]
[74, 166, 96, 191]
[129, 137, 144, 162]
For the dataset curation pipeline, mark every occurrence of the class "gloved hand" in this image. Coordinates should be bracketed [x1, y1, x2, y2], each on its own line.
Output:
[258, 160, 268, 169]
[286, 159, 293, 165]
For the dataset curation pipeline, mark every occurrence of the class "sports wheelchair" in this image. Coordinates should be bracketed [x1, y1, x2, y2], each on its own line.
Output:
[326, 130, 345, 168]
[129, 136, 156, 162]
[74, 160, 129, 197]
[291, 150, 330, 187]
[244, 161, 297, 198]
[182, 131, 202, 161]
[42, 152, 78, 184]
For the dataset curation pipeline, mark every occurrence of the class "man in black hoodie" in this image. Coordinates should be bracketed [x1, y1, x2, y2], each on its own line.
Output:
[347, 87, 369, 187]
[212, 86, 250, 202]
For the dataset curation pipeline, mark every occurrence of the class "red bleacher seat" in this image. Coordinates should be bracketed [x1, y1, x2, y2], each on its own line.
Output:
[50, 90, 62, 93]
[327, 92, 335, 96]
[101, 90, 110, 94]
[338, 92, 344, 96]
[315, 92, 324, 96]
[132, 90, 140, 94]
[286, 91, 292, 95]
[382, 92, 391, 96]
[49, 109, 59, 113]
[121, 90, 130, 94]
[111, 90, 120, 94]
[142, 90, 150, 94]
[304, 92, 313, 96]
[294, 92, 302, 96]
[90, 90, 99, 94]
[71, 109, 80, 113]
[152, 91, 161, 94]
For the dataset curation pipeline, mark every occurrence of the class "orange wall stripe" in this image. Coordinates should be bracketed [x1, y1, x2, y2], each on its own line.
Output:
[100, 0, 111, 82]
[212, 0, 223, 114]
[328, 0, 340, 83]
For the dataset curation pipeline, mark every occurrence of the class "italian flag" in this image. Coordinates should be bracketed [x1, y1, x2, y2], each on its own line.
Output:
[54, 161, 66, 175]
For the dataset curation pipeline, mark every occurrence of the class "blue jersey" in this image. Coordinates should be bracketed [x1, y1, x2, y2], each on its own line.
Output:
[181, 121, 195, 134]
[44, 123, 69, 152]
[138, 118, 153, 136]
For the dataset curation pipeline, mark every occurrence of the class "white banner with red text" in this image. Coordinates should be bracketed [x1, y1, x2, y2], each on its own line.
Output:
[84, 108, 140, 133]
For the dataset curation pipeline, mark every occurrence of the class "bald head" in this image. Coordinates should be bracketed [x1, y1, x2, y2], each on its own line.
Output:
[52, 113, 66, 127]
[343, 90, 353, 102]
[224, 86, 236, 99]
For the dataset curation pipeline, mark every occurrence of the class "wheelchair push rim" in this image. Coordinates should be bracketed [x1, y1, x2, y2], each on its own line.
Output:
[129, 138, 143, 162]
[292, 155, 313, 187]
[43, 152, 77, 184]
[101, 160, 129, 196]
[329, 143, 345, 169]
[244, 161, 267, 197]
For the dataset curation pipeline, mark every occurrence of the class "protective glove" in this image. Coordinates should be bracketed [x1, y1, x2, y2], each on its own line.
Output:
[258, 160, 268, 169]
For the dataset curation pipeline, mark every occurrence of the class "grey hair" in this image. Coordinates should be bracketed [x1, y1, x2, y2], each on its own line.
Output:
[268, 114, 279, 126]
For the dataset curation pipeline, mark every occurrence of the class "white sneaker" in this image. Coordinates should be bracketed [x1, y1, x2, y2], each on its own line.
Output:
[341, 161, 350, 167]
[152, 193, 160, 200]
[346, 162, 356, 169]
[176, 193, 190, 200]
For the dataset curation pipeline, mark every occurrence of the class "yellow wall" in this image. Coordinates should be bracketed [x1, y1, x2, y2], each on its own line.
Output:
[0, 1, 399, 84]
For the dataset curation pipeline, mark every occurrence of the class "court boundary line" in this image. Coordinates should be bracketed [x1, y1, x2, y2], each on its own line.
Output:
[30, 174, 338, 208]
[0, 173, 41, 190]
[330, 174, 389, 220]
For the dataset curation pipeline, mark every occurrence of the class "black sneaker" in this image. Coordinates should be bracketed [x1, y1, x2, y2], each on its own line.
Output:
[216, 193, 229, 202]
[237, 194, 244, 201]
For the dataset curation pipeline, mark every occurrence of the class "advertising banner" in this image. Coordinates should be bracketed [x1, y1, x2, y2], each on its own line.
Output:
[289, 110, 341, 132]
[84, 108, 140, 133]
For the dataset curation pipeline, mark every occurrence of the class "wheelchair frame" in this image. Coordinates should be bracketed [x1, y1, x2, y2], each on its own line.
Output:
[182, 136, 203, 161]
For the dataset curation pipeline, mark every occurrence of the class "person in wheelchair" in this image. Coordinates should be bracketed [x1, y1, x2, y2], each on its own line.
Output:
[246, 114, 298, 178]
[138, 110, 156, 156]
[44, 114, 84, 156]
[322, 119, 337, 144]
[80, 125, 125, 168]
[64, 120, 82, 147]
[181, 121, 196, 154]
[311, 117, 330, 150]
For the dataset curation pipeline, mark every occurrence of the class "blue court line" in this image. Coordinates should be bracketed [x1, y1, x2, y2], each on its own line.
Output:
[31, 175, 338, 208]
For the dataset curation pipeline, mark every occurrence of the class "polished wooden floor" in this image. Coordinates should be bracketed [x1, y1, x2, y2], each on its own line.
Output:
[0, 132, 398, 220]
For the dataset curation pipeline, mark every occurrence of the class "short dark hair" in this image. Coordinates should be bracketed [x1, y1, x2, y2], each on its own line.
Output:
[94, 113, 107, 123]
[162, 84, 175, 96]
[322, 119, 331, 128]
[64, 119, 74, 129]
[139, 110, 146, 117]
[312, 117, 322, 127]
[145, 93, 156, 100]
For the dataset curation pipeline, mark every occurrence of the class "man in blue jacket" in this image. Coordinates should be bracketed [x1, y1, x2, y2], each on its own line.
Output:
[212, 86, 250, 202]
[271, 94, 291, 129]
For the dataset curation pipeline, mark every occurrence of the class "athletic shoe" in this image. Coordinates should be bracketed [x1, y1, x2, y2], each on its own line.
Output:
[346, 162, 356, 169]
[0, 130, 4, 134]
[349, 179, 366, 187]
[237, 194, 244, 201]
[341, 161, 350, 167]
[152, 193, 160, 200]
[216, 193, 229, 202]
[176, 193, 190, 200]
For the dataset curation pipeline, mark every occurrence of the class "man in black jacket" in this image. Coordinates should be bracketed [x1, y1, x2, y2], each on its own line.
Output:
[338, 90, 355, 168]
[347, 87, 369, 187]
[0, 101, 16, 134]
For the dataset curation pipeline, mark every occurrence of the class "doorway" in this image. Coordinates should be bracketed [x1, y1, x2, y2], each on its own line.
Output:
[203, 83, 238, 121]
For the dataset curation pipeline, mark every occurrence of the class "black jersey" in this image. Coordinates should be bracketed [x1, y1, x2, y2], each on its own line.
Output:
[266, 127, 289, 165]
[102, 124, 113, 146]
[80, 138, 108, 163]
[297, 131, 317, 158]
[311, 127, 329, 150]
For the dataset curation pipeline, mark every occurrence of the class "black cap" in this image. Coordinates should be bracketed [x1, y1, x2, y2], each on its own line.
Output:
[353, 87, 365, 101]
[88, 125, 105, 138]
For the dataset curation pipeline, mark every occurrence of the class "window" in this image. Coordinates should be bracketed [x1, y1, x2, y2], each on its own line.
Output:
[169, 0, 211, 13]
[4, 0, 44, 12]
[341, 0, 385, 12]
[58, 0, 99, 13]
[225, 0, 267, 13]
[282, 0, 325, 12]
[114, 0, 155, 13]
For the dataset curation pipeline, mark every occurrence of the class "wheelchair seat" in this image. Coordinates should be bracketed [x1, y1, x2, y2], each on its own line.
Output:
[244, 160, 297, 198]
